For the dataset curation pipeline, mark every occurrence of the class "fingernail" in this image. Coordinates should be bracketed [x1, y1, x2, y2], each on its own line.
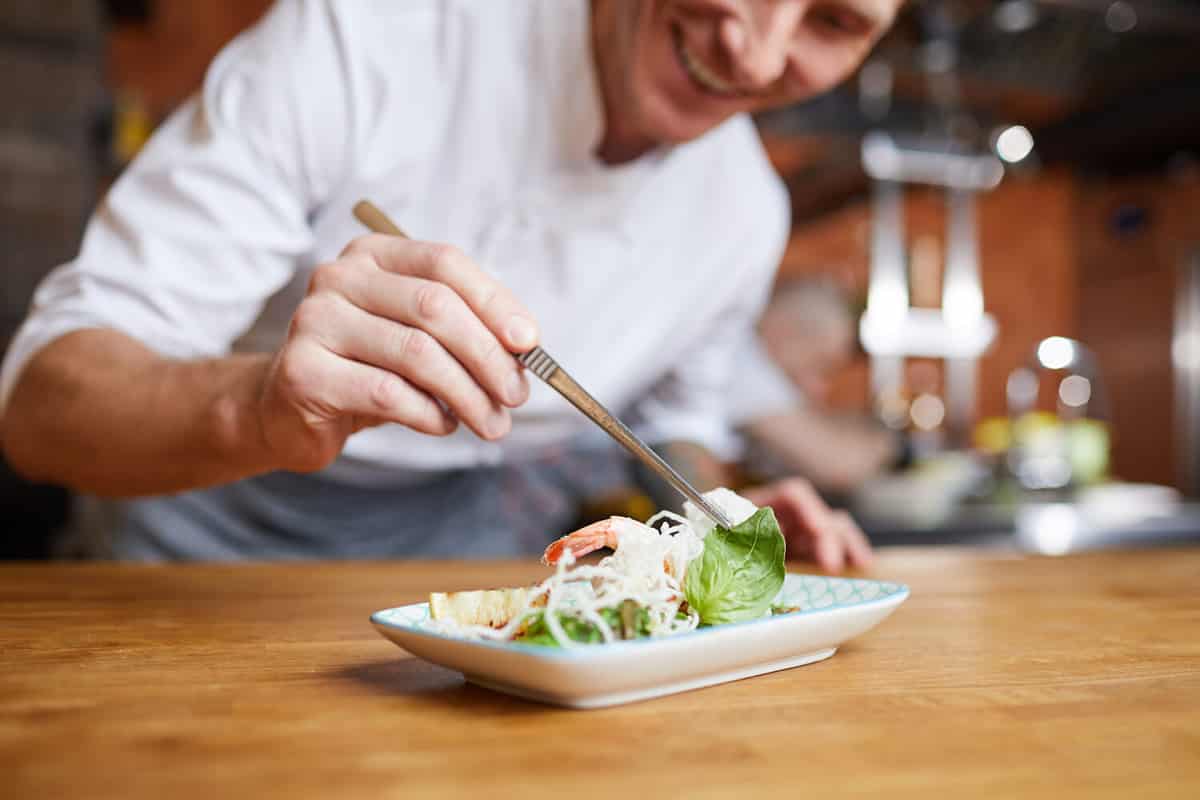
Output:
[486, 408, 511, 440]
[504, 370, 528, 406]
[507, 315, 537, 350]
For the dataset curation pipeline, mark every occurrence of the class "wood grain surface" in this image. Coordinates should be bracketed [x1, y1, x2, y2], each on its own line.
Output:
[2, 548, 1197, 798]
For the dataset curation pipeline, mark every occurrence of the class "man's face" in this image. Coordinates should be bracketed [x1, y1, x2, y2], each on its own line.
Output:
[760, 305, 854, 403]
[598, 0, 900, 146]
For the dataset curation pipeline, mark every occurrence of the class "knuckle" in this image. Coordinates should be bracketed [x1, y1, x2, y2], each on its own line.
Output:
[291, 293, 337, 335]
[427, 242, 464, 274]
[309, 256, 370, 294]
[396, 326, 432, 362]
[429, 241, 460, 266]
[290, 298, 322, 336]
[471, 282, 500, 312]
[413, 281, 455, 324]
[340, 233, 381, 258]
[366, 374, 402, 416]
[307, 263, 340, 294]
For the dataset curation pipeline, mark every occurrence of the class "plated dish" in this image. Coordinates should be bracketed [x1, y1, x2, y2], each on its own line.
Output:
[371, 489, 909, 707]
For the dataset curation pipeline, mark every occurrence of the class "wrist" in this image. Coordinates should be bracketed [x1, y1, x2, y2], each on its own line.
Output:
[208, 353, 279, 476]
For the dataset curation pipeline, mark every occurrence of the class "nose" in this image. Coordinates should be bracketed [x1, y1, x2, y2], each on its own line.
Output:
[719, 1, 807, 90]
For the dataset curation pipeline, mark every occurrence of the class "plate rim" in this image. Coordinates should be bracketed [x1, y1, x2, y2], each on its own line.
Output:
[370, 573, 909, 661]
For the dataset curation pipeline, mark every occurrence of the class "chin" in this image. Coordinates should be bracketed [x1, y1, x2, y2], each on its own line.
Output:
[638, 101, 732, 144]
[630, 66, 751, 145]
[622, 17, 765, 146]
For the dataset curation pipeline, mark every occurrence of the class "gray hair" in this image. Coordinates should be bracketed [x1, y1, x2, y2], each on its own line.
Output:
[762, 277, 853, 339]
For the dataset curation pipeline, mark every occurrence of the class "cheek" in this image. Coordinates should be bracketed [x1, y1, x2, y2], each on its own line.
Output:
[790, 40, 872, 97]
[782, 356, 818, 386]
[630, 24, 741, 140]
[624, 24, 668, 109]
[638, 24, 677, 95]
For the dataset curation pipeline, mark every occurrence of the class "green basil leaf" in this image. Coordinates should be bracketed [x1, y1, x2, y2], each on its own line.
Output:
[683, 507, 786, 625]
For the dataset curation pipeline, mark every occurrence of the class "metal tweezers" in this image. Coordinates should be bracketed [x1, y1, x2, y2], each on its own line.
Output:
[353, 199, 734, 530]
[517, 347, 735, 530]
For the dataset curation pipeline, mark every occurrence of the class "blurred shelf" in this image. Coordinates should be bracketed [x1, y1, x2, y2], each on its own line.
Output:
[861, 500, 1200, 554]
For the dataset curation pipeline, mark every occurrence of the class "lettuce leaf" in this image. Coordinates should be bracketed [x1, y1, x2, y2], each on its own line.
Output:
[683, 507, 786, 625]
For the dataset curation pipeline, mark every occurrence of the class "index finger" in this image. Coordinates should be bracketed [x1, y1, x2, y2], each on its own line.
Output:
[833, 510, 874, 570]
[346, 235, 540, 353]
[750, 480, 844, 571]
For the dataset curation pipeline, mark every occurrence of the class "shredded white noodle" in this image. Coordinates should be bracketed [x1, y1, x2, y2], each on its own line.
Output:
[429, 489, 760, 648]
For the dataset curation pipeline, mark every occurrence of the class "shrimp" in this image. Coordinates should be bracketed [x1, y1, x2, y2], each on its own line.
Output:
[542, 518, 623, 565]
[541, 516, 699, 586]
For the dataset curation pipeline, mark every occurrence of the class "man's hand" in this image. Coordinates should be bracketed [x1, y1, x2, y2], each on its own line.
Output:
[742, 478, 873, 573]
[258, 234, 539, 472]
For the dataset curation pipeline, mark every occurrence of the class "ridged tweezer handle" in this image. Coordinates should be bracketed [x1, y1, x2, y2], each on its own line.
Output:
[517, 347, 735, 530]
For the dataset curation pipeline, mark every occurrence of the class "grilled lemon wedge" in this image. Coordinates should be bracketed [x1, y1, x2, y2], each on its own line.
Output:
[428, 588, 530, 628]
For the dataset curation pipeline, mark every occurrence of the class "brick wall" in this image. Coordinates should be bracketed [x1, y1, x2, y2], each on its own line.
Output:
[1077, 173, 1200, 487]
[778, 171, 1080, 423]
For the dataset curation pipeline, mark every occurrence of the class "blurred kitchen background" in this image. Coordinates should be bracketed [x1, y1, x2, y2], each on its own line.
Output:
[2, 0, 1198, 558]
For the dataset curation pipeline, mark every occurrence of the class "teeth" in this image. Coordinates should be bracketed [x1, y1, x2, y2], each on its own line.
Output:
[675, 29, 737, 96]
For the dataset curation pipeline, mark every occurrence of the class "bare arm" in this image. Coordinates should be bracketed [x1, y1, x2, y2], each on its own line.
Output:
[742, 409, 898, 493]
[1, 236, 539, 499]
[1, 329, 274, 497]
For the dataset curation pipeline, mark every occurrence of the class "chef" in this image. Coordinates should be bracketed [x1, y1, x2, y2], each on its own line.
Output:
[0, 0, 899, 567]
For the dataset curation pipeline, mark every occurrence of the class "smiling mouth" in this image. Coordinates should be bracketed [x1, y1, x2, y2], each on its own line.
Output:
[671, 23, 741, 98]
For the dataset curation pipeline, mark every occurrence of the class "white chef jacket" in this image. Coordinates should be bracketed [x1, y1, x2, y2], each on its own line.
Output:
[1, 0, 789, 490]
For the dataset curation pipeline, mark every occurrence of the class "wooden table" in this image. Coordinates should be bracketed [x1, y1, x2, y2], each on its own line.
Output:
[2, 548, 1198, 798]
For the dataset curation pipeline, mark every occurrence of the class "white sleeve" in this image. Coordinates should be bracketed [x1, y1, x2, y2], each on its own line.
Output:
[0, 0, 353, 411]
[630, 186, 791, 461]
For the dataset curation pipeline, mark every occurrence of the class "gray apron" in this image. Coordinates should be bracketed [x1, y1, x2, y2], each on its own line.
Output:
[106, 446, 631, 561]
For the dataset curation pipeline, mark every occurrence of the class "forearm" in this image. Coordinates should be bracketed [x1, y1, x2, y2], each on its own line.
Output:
[632, 440, 734, 514]
[1, 329, 276, 497]
[745, 410, 897, 493]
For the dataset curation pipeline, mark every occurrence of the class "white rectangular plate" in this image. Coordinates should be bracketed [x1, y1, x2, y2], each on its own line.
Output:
[371, 573, 909, 709]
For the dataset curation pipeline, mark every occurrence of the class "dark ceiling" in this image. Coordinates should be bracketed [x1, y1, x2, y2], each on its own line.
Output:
[760, 0, 1200, 221]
